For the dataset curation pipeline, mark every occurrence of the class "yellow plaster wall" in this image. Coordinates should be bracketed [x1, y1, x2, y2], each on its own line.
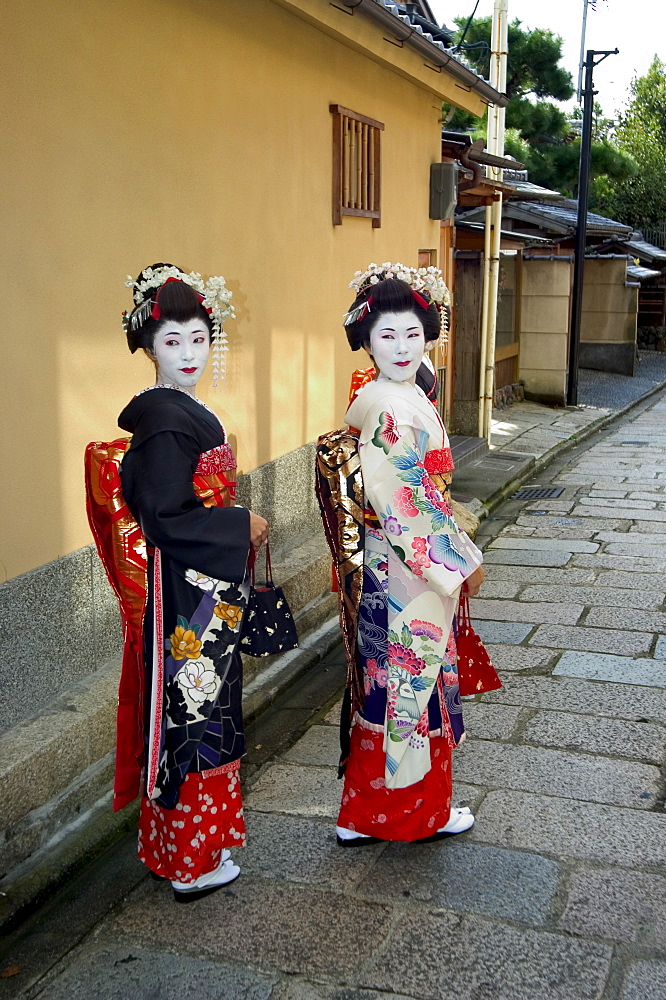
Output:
[1, 0, 473, 582]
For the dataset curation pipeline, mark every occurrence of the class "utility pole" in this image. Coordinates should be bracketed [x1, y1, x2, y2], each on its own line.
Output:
[478, 0, 508, 442]
[566, 47, 618, 406]
[576, 0, 590, 104]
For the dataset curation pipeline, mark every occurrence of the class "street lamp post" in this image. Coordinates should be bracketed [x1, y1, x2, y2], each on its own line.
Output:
[567, 47, 618, 406]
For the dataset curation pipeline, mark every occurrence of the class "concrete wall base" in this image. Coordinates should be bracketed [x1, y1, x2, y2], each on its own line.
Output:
[578, 342, 636, 376]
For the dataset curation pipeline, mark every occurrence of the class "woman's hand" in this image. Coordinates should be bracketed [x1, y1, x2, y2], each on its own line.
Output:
[462, 565, 485, 598]
[249, 511, 269, 550]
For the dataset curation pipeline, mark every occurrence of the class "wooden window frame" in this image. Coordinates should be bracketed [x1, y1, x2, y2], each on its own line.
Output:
[330, 104, 384, 228]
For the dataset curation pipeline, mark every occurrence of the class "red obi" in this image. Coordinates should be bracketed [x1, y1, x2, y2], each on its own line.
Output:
[194, 444, 237, 506]
[424, 448, 455, 475]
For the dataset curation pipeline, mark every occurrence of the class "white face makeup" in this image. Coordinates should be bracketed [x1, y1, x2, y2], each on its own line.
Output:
[150, 317, 210, 392]
[367, 310, 426, 383]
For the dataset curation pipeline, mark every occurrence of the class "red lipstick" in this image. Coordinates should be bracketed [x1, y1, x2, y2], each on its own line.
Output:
[394, 361, 411, 367]
[180, 367, 197, 374]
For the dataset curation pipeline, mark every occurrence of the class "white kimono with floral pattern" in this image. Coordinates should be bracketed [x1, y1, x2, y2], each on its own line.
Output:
[346, 377, 483, 789]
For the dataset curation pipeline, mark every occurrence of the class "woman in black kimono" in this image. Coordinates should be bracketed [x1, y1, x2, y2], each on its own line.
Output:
[110, 265, 267, 901]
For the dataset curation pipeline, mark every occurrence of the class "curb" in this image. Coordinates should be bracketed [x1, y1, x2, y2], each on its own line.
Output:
[473, 378, 666, 520]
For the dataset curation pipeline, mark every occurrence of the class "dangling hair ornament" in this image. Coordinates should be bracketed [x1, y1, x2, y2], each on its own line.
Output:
[343, 296, 373, 327]
[348, 261, 451, 343]
[123, 265, 235, 387]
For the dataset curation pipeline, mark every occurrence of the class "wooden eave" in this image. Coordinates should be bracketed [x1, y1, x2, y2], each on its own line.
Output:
[457, 177, 515, 207]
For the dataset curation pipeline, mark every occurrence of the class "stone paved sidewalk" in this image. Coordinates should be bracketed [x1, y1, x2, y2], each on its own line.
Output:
[457, 352, 666, 514]
[4, 391, 666, 1000]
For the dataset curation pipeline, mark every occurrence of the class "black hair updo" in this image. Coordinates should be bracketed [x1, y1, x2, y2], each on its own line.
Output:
[125, 263, 214, 354]
[344, 277, 441, 352]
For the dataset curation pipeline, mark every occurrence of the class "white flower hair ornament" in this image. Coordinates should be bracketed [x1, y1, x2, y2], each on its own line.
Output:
[345, 261, 451, 342]
[122, 265, 235, 385]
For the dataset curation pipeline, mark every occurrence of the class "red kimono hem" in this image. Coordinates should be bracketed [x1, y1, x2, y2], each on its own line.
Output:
[337, 724, 452, 842]
[138, 762, 246, 883]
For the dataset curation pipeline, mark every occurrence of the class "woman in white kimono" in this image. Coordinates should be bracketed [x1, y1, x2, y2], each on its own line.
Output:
[317, 266, 485, 844]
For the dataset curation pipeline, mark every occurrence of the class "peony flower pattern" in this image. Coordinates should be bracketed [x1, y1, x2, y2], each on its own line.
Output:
[213, 602, 243, 630]
[410, 619, 443, 642]
[170, 625, 203, 660]
[176, 660, 217, 702]
[184, 569, 216, 592]
[387, 641, 427, 676]
[393, 486, 419, 518]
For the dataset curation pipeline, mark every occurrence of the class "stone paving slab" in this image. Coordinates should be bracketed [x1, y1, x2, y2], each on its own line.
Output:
[519, 585, 664, 611]
[115, 878, 393, 979]
[454, 741, 659, 809]
[483, 550, 572, 567]
[573, 553, 666, 572]
[483, 645, 557, 673]
[553, 651, 666, 687]
[593, 530, 662, 544]
[655, 636, 666, 659]
[525, 500, 576, 511]
[28, 942, 279, 1000]
[483, 566, 596, 585]
[596, 570, 666, 591]
[473, 621, 534, 645]
[530, 626, 653, 656]
[576, 497, 657, 509]
[482, 673, 666, 722]
[283, 725, 340, 766]
[585, 606, 666, 633]
[515, 514, 592, 530]
[522, 711, 666, 763]
[460, 703, 523, 741]
[245, 763, 340, 818]
[470, 599, 583, 625]
[587, 489, 629, 498]
[489, 537, 599, 553]
[620, 961, 666, 1000]
[359, 911, 612, 1000]
[559, 866, 666, 946]
[509, 525, 602, 539]
[270, 986, 420, 1000]
[472, 581, 521, 599]
[323, 698, 344, 726]
[470, 790, 666, 867]
[605, 540, 666, 558]
[357, 840, 559, 924]
[628, 521, 666, 534]
[627, 491, 666, 501]
[242, 813, 379, 892]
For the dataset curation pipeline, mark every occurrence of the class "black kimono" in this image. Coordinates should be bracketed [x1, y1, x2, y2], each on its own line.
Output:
[118, 386, 252, 880]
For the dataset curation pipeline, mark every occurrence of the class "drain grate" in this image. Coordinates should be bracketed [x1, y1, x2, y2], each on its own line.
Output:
[511, 486, 564, 500]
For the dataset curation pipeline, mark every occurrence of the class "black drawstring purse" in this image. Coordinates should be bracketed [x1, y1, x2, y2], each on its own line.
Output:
[239, 543, 299, 658]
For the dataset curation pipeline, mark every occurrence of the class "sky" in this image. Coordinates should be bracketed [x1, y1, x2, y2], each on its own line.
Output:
[427, 0, 665, 118]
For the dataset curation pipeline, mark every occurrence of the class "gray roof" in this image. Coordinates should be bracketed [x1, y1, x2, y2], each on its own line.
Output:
[593, 235, 666, 264]
[457, 198, 632, 238]
[358, 1, 507, 107]
[623, 239, 666, 261]
[627, 264, 663, 281]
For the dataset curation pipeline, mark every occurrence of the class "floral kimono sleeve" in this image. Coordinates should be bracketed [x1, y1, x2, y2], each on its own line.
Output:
[358, 397, 482, 598]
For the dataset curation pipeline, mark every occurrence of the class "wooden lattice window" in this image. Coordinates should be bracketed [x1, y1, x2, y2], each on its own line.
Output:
[330, 105, 384, 228]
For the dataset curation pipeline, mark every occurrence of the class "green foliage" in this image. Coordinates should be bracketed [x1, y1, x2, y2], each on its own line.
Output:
[453, 17, 574, 101]
[443, 16, 636, 201]
[592, 57, 666, 230]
